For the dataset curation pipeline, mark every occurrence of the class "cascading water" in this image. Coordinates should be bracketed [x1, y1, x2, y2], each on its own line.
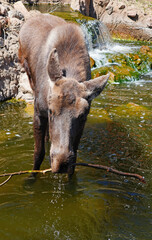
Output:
[80, 20, 112, 50]
[80, 19, 151, 80]
[80, 19, 138, 68]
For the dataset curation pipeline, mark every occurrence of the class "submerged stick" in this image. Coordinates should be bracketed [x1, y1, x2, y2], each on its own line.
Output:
[0, 175, 12, 187]
[0, 168, 52, 186]
[0, 168, 52, 178]
[73, 163, 146, 183]
[0, 163, 145, 187]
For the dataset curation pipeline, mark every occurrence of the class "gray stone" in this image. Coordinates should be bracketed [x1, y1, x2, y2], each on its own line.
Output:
[71, 0, 90, 16]
[0, 5, 7, 16]
[147, 18, 152, 29]
[95, 0, 110, 7]
[106, 6, 113, 15]
[119, 4, 125, 10]
[0, 1, 24, 102]
[127, 10, 138, 20]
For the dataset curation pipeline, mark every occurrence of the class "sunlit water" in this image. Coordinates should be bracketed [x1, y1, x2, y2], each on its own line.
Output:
[0, 4, 152, 240]
[89, 44, 140, 68]
[0, 74, 152, 240]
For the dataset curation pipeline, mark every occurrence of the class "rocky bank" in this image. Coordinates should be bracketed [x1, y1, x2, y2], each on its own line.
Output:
[0, 0, 40, 102]
[70, 0, 152, 41]
[0, 0, 24, 101]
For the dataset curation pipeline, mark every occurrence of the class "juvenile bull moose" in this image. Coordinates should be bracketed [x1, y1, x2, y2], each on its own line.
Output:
[18, 13, 109, 175]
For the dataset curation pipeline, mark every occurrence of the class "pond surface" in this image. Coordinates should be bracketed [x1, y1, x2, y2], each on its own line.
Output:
[0, 74, 152, 240]
[0, 4, 152, 240]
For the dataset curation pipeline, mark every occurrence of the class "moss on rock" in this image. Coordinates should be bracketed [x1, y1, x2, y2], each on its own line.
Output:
[51, 9, 95, 23]
[91, 46, 152, 82]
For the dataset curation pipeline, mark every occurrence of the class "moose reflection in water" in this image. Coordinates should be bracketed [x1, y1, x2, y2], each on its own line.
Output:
[18, 13, 109, 175]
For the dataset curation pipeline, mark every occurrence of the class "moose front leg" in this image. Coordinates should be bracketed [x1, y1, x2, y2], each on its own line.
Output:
[33, 113, 48, 170]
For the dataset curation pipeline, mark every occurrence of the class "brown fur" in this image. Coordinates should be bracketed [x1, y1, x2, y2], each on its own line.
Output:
[18, 13, 109, 174]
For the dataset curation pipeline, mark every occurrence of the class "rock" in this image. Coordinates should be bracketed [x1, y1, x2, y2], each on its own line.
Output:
[119, 4, 125, 10]
[0, 5, 7, 16]
[95, 0, 110, 8]
[147, 18, 152, 29]
[18, 72, 32, 94]
[74, 0, 152, 41]
[0, 1, 25, 102]
[106, 6, 113, 15]
[13, 1, 29, 19]
[91, 0, 110, 18]
[127, 10, 138, 21]
[10, 17, 22, 27]
[71, 0, 90, 16]
[16, 71, 33, 102]
[8, 9, 24, 20]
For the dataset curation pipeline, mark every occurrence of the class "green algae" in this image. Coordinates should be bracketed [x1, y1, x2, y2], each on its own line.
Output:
[91, 46, 152, 82]
[26, 3, 95, 23]
[51, 7, 95, 23]
[5, 98, 26, 106]
[91, 65, 139, 82]
[0, 130, 17, 143]
[110, 102, 151, 119]
[24, 103, 34, 116]
[89, 107, 111, 122]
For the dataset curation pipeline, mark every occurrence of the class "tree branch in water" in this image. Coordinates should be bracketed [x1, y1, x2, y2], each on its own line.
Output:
[0, 163, 146, 187]
[73, 163, 146, 183]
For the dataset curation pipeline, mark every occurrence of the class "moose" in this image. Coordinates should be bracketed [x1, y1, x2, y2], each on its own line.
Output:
[18, 13, 109, 175]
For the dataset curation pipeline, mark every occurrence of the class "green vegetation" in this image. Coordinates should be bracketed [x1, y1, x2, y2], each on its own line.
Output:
[91, 46, 152, 82]
[51, 7, 95, 23]
[0, 98, 26, 107]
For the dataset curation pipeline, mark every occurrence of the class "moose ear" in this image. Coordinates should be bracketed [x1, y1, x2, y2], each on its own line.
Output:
[83, 74, 109, 101]
[47, 48, 62, 82]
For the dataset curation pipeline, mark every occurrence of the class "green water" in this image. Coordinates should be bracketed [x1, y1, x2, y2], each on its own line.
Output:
[0, 75, 152, 239]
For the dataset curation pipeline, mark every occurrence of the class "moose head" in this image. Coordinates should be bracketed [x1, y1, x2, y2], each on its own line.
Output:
[47, 48, 109, 174]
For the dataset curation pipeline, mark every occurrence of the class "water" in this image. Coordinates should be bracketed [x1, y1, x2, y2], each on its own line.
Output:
[0, 4, 152, 240]
[0, 75, 152, 239]
[89, 44, 140, 68]
[80, 20, 112, 50]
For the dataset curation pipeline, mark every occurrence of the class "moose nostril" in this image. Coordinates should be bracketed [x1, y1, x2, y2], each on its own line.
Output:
[50, 151, 75, 173]
[51, 162, 68, 173]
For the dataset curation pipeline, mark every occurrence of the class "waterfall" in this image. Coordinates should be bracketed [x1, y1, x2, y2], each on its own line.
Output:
[80, 20, 112, 50]
[80, 19, 140, 69]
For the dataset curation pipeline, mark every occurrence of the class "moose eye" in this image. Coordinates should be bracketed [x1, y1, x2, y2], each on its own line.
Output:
[49, 109, 52, 115]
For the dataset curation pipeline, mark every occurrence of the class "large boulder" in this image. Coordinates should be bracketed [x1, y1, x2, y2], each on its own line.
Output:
[71, 0, 91, 16]
[99, 1, 152, 41]
[0, 1, 39, 102]
[70, 0, 152, 41]
[0, 1, 24, 101]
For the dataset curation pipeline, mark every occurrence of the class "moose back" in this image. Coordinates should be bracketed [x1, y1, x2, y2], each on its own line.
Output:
[18, 13, 109, 174]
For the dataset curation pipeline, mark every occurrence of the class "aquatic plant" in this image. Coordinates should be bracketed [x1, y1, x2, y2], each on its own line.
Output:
[91, 46, 152, 82]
